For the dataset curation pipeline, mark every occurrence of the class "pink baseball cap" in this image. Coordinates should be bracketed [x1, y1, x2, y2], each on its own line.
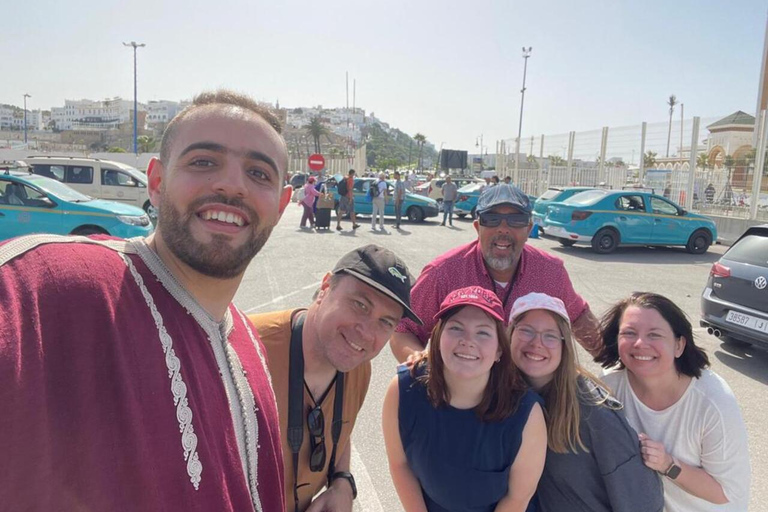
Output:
[308, 176, 316, 183]
[435, 286, 505, 323]
[509, 292, 570, 326]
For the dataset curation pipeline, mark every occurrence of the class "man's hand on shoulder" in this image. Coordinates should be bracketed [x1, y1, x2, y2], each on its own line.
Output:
[305, 478, 354, 512]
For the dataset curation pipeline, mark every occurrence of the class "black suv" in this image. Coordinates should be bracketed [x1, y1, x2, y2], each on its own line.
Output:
[701, 225, 768, 348]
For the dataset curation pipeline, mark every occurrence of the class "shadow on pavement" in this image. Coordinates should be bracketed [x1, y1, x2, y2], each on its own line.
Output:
[713, 342, 768, 385]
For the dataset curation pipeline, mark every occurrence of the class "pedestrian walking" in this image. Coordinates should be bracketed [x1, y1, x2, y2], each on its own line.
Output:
[393, 171, 406, 229]
[440, 175, 458, 226]
[335, 169, 360, 231]
[300, 176, 321, 229]
[370, 172, 387, 231]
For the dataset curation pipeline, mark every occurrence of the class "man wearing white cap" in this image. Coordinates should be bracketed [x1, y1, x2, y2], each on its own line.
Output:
[391, 184, 601, 362]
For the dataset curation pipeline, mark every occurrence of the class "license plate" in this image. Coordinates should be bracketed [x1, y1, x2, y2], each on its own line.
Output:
[726, 310, 768, 334]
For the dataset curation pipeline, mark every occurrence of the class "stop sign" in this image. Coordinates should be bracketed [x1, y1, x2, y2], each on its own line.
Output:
[308, 154, 325, 171]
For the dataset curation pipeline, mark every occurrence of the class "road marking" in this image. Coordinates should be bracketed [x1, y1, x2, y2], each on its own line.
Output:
[243, 281, 321, 313]
[351, 443, 384, 512]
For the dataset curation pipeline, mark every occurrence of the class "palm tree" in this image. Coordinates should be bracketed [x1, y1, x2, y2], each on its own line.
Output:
[644, 151, 657, 169]
[548, 155, 566, 166]
[413, 133, 427, 170]
[696, 153, 709, 170]
[305, 117, 329, 154]
[666, 94, 677, 157]
[137, 135, 157, 153]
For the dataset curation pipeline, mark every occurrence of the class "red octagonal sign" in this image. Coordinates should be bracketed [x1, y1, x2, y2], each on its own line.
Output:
[308, 154, 325, 171]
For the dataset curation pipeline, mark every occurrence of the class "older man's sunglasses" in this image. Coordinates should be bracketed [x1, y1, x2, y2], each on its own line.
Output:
[307, 406, 326, 472]
[478, 212, 531, 228]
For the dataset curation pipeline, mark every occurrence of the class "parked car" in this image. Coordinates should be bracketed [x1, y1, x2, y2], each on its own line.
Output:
[23, 156, 154, 217]
[0, 169, 154, 240]
[700, 225, 768, 349]
[533, 187, 594, 230]
[328, 178, 439, 222]
[453, 182, 486, 219]
[542, 189, 717, 254]
[414, 177, 485, 203]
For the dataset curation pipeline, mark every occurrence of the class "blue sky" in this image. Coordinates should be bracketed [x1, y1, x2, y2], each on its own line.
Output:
[3, 0, 766, 152]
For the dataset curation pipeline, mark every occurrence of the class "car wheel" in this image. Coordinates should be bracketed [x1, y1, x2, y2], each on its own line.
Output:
[457, 213, 467, 219]
[591, 228, 619, 254]
[686, 229, 711, 254]
[407, 206, 424, 223]
[470, 207, 477, 220]
[72, 226, 108, 236]
[143, 200, 157, 220]
[559, 239, 576, 247]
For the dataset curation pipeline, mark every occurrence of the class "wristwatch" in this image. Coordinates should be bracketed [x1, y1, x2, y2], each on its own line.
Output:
[663, 458, 682, 480]
[331, 471, 358, 499]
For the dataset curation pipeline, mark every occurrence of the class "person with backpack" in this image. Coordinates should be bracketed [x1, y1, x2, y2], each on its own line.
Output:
[370, 172, 388, 232]
[335, 169, 360, 232]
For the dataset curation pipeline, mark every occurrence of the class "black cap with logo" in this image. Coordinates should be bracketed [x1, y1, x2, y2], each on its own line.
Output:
[332, 244, 423, 325]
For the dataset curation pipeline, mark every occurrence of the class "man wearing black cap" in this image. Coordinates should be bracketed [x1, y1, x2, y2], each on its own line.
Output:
[391, 184, 601, 363]
[249, 245, 421, 512]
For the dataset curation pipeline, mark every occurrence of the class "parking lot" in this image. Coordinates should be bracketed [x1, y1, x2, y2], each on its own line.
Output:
[237, 205, 767, 511]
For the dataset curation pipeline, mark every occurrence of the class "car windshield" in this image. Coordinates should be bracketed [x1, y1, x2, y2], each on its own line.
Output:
[28, 175, 92, 202]
[118, 166, 148, 185]
[724, 233, 768, 268]
[538, 189, 562, 200]
[563, 190, 607, 205]
[458, 183, 484, 193]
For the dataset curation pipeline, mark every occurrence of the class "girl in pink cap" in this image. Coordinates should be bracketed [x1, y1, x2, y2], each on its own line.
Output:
[508, 292, 662, 512]
[382, 285, 546, 512]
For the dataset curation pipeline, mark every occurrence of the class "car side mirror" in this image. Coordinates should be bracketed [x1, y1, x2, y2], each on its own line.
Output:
[41, 197, 55, 208]
[680, 209, 687, 216]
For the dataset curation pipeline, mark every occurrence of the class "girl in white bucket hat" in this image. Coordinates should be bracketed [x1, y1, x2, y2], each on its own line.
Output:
[508, 292, 662, 512]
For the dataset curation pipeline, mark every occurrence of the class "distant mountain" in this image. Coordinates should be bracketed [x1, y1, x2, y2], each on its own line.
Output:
[365, 123, 437, 170]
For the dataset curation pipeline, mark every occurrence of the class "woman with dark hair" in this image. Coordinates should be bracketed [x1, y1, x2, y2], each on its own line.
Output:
[508, 293, 662, 512]
[382, 286, 547, 512]
[598, 292, 750, 511]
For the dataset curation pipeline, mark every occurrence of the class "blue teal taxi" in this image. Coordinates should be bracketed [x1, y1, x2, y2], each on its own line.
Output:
[330, 178, 439, 222]
[0, 170, 154, 240]
[542, 189, 717, 254]
[533, 187, 594, 229]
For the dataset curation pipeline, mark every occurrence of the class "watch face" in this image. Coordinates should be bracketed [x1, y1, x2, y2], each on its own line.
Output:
[666, 464, 682, 480]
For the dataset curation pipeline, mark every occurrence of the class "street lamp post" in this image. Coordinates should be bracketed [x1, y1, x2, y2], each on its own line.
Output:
[123, 41, 146, 155]
[23, 93, 31, 144]
[515, 47, 532, 184]
[476, 134, 484, 172]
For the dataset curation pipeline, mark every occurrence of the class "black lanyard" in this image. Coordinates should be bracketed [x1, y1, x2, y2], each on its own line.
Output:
[287, 312, 345, 512]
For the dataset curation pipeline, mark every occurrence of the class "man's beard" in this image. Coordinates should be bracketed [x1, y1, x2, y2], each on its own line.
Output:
[157, 191, 273, 279]
[483, 235, 518, 272]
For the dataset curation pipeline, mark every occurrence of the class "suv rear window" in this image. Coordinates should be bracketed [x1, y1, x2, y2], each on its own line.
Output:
[725, 233, 768, 268]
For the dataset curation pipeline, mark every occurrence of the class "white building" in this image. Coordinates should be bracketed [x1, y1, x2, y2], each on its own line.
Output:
[0, 105, 43, 130]
[50, 97, 145, 131]
[146, 99, 189, 127]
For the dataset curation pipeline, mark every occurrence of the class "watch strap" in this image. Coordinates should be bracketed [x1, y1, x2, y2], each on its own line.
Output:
[330, 471, 357, 499]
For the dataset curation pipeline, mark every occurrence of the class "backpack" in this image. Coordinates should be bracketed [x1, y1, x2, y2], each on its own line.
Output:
[337, 177, 348, 196]
[369, 181, 381, 198]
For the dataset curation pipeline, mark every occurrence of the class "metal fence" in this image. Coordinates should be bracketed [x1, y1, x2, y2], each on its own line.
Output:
[495, 112, 768, 221]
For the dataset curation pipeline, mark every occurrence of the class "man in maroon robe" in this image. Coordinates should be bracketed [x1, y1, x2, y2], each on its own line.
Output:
[0, 90, 293, 512]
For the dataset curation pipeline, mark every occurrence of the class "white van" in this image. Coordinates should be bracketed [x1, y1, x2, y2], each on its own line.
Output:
[24, 156, 154, 217]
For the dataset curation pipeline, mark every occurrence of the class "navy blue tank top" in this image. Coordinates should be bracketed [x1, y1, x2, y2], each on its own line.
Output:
[398, 364, 543, 512]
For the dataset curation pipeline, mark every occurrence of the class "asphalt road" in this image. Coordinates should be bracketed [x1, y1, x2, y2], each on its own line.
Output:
[235, 204, 767, 512]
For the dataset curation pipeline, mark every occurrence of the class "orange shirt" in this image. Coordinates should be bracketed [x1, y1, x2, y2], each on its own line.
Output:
[249, 309, 370, 511]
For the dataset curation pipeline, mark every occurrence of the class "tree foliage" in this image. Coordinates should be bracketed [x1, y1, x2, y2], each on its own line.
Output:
[365, 124, 436, 169]
[305, 116, 329, 154]
[644, 151, 657, 168]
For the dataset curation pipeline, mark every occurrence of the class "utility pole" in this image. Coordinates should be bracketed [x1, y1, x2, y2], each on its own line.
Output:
[23, 93, 31, 144]
[123, 41, 146, 155]
[515, 47, 532, 184]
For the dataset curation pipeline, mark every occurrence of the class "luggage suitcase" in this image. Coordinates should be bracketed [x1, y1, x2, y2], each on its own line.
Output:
[315, 207, 332, 229]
